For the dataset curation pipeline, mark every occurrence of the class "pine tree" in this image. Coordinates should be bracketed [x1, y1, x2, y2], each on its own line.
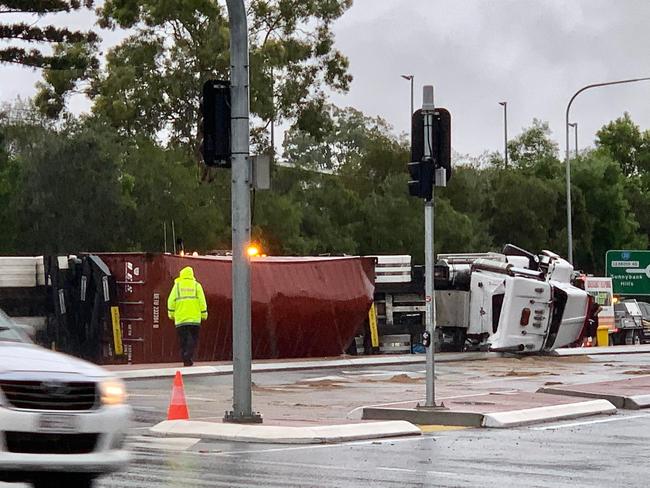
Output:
[0, 1, 98, 70]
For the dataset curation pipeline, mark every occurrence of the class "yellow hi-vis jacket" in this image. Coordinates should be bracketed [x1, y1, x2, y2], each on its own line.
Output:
[167, 266, 208, 327]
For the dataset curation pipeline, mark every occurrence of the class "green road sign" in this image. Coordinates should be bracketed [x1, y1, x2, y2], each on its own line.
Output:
[606, 250, 650, 295]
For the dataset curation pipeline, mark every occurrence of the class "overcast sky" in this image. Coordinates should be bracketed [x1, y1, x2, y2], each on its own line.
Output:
[2, 0, 650, 157]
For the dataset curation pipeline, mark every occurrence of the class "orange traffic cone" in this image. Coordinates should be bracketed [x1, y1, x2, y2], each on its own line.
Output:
[167, 371, 190, 420]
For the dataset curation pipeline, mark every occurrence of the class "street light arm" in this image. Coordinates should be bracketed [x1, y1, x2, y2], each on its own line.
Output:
[565, 77, 650, 124]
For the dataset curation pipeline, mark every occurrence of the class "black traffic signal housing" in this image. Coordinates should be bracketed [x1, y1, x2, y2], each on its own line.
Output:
[432, 108, 452, 181]
[408, 108, 452, 199]
[200, 79, 231, 168]
[408, 158, 434, 200]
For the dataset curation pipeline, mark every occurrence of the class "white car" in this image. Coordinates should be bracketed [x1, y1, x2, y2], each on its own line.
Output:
[0, 310, 131, 488]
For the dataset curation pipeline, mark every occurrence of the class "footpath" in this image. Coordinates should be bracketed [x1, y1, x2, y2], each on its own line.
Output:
[110, 346, 650, 444]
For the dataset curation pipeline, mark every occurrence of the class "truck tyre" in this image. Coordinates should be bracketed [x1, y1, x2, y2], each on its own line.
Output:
[625, 330, 641, 346]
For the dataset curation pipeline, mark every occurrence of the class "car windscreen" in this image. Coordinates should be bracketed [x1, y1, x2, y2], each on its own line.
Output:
[0, 309, 28, 343]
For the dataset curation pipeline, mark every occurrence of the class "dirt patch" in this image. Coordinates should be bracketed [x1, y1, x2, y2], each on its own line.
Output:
[621, 370, 650, 376]
[544, 381, 564, 386]
[384, 374, 424, 384]
[553, 355, 593, 363]
[495, 370, 559, 377]
[297, 379, 347, 389]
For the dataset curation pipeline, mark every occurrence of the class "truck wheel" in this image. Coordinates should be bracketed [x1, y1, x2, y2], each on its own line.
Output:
[624, 330, 641, 346]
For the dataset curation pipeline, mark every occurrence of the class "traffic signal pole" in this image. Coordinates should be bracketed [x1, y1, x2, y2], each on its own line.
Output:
[224, 0, 261, 423]
[422, 86, 437, 408]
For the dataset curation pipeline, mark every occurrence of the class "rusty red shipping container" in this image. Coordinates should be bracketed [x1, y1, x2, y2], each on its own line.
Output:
[96, 253, 376, 364]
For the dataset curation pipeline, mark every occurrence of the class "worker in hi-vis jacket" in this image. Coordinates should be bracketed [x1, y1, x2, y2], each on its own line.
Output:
[167, 266, 208, 366]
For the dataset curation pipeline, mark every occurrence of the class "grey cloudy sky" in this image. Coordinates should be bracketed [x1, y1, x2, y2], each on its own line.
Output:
[2, 0, 650, 157]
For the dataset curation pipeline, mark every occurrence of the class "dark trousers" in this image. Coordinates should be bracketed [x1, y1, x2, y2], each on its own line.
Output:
[176, 325, 200, 365]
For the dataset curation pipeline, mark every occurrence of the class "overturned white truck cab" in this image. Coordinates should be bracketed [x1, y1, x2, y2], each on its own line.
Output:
[435, 245, 589, 353]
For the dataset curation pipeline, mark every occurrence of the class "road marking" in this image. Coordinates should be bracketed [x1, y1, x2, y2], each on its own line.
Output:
[220, 456, 457, 478]
[378, 466, 457, 477]
[531, 413, 650, 431]
[129, 393, 217, 402]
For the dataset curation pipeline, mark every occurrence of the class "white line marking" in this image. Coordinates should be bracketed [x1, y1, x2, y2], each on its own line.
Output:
[378, 466, 456, 477]
[129, 393, 217, 402]
[531, 413, 650, 431]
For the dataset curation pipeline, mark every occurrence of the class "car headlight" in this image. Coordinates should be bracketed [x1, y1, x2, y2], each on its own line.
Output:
[100, 378, 127, 406]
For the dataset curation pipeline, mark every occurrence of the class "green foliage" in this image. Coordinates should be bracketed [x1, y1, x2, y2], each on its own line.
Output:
[85, 0, 352, 150]
[571, 150, 647, 273]
[596, 113, 650, 176]
[3, 117, 129, 253]
[1, 94, 649, 276]
[1, 1, 98, 117]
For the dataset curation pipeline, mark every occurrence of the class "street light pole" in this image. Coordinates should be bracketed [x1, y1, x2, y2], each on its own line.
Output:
[568, 122, 578, 158]
[224, 0, 261, 423]
[564, 76, 650, 265]
[499, 101, 508, 167]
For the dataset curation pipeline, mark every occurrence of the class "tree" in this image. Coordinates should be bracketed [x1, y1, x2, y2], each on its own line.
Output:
[571, 150, 647, 273]
[5, 117, 131, 254]
[1, 1, 99, 116]
[120, 136, 228, 252]
[484, 169, 564, 253]
[81, 0, 352, 152]
[507, 119, 560, 177]
[596, 113, 650, 176]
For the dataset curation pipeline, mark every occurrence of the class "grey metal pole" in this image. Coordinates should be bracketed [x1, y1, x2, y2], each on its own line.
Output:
[564, 76, 650, 264]
[499, 101, 508, 167]
[565, 113, 572, 264]
[424, 199, 435, 406]
[225, 0, 260, 423]
[422, 86, 436, 408]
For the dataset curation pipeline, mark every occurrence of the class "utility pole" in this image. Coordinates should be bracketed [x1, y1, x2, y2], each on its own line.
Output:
[224, 0, 261, 423]
[422, 86, 439, 408]
[499, 101, 508, 167]
[407, 86, 451, 409]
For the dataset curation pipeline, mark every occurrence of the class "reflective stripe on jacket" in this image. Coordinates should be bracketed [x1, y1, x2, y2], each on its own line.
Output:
[167, 266, 208, 327]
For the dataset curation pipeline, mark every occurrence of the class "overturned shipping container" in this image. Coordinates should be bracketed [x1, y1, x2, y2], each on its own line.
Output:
[96, 254, 376, 364]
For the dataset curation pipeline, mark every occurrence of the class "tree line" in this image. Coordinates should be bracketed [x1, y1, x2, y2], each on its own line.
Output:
[1, 1, 649, 275]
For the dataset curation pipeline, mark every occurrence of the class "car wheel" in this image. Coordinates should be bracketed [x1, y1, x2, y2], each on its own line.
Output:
[33, 474, 95, 488]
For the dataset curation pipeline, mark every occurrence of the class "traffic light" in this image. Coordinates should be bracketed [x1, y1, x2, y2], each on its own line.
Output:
[408, 108, 452, 199]
[200, 79, 231, 168]
[408, 159, 434, 200]
[432, 108, 452, 181]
